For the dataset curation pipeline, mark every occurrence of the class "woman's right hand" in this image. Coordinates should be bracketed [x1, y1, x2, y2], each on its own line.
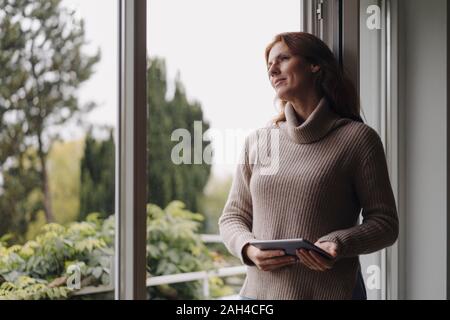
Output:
[243, 244, 298, 271]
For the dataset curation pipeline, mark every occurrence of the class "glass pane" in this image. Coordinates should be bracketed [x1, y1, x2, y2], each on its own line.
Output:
[0, 0, 117, 299]
[146, 0, 301, 299]
[359, 0, 388, 300]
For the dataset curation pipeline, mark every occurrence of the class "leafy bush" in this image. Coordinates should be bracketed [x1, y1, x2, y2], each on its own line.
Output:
[0, 201, 233, 300]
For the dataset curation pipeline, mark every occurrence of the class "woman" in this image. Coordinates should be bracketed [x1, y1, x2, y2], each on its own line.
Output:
[218, 32, 399, 300]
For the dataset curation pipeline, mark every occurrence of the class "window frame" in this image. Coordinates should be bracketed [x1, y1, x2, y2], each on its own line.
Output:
[114, 0, 404, 300]
[309, 0, 401, 300]
[115, 0, 147, 300]
[115, 0, 306, 300]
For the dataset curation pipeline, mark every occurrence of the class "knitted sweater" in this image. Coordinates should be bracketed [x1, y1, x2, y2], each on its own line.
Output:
[218, 97, 399, 300]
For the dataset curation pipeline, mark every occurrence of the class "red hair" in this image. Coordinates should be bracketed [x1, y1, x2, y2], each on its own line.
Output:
[265, 32, 363, 125]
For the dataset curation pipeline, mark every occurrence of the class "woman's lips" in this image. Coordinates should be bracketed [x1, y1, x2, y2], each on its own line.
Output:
[275, 79, 286, 88]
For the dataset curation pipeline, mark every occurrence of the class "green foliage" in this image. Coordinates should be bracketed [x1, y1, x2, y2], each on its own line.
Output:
[75, 58, 213, 224]
[147, 201, 210, 299]
[198, 175, 233, 234]
[79, 130, 114, 221]
[0, 148, 43, 241]
[49, 139, 84, 224]
[0, 211, 112, 300]
[0, 0, 212, 239]
[0, 201, 232, 300]
[0, 275, 71, 300]
[0, 0, 225, 300]
[147, 58, 212, 213]
[0, 0, 100, 227]
[25, 139, 84, 241]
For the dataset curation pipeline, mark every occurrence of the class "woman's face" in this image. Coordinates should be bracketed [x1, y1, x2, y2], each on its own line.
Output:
[267, 41, 316, 101]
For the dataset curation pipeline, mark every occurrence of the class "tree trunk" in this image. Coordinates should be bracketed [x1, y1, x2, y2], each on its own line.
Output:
[41, 158, 55, 222]
[38, 135, 55, 222]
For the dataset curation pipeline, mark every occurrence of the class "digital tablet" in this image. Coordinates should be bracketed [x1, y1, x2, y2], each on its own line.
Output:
[249, 238, 334, 260]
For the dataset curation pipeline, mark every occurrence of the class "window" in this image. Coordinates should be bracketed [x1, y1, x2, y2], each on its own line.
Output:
[0, 0, 118, 299]
[145, 0, 302, 299]
[312, 0, 399, 300]
[4, 0, 393, 301]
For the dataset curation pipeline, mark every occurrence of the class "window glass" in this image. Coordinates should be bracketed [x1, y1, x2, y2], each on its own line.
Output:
[0, 0, 118, 299]
[145, 0, 301, 299]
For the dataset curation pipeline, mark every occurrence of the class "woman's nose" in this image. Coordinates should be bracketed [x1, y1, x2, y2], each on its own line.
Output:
[268, 65, 280, 78]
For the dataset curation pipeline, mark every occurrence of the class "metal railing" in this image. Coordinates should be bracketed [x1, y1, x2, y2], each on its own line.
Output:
[73, 234, 246, 299]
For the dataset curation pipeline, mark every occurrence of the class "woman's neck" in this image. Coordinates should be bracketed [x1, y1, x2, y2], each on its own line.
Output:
[289, 93, 322, 122]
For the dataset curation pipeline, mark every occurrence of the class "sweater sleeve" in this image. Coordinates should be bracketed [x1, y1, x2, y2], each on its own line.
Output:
[218, 137, 256, 266]
[317, 131, 399, 258]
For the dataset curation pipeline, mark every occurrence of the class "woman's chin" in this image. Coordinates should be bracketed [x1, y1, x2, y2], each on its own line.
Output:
[276, 92, 291, 101]
[275, 87, 295, 100]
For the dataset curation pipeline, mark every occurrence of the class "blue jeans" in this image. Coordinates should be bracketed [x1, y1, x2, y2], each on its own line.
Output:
[239, 267, 367, 300]
[351, 267, 367, 300]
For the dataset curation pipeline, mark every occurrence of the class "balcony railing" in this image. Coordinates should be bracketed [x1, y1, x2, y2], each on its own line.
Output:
[72, 234, 246, 299]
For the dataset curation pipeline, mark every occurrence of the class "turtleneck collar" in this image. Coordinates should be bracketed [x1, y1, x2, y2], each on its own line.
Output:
[280, 97, 342, 144]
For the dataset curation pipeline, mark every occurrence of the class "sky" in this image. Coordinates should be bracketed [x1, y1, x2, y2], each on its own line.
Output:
[64, 0, 301, 177]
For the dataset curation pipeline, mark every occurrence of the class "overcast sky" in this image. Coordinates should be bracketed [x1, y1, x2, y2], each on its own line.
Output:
[64, 0, 301, 177]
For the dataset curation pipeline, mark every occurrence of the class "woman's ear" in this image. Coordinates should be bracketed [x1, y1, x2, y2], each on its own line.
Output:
[311, 64, 321, 73]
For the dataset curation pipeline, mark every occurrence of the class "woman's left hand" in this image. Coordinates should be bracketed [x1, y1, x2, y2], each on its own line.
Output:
[296, 241, 338, 272]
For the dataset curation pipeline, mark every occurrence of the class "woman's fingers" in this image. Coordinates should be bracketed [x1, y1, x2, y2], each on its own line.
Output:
[297, 249, 327, 271]
[296, 250, 318, 270]
[304, 252, 326, 271]
[251, 249, 290, 270]
[259, 255, 296, 267]
[262, 259, 297, 271]
[314, 241, 338, 259]
[253, 247, 335, 272]
[258, 255, 297, 271]
[309, 251, 333, 269]
[258, 249, 286, 260]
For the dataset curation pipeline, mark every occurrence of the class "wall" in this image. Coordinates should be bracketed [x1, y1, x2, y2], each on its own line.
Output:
[399, 0, 447, 299]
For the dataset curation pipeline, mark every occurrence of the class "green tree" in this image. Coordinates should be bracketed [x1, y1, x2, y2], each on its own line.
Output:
[79, 58, 212, 218]
[79, 130, 115, 221]
[49, 139, 84, 224]
[76, 58, 211, 219]
[0, 150, 42, 239]
[198, 175, 233, 234]
[147, 58, 212, 212]
[0, 0, 100, 229]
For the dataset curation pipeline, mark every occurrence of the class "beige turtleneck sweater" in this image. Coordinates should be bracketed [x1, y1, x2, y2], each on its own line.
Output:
[218, 97, 399, 300]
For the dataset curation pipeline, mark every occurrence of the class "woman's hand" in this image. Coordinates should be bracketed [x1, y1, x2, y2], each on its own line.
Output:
[244, 244, 298, 271]
[296, 241, 338, 272]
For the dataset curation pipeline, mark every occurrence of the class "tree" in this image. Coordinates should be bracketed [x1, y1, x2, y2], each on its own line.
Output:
[0, 150, 42, 239]
[147, 57, 211, 212]
[0, 0, 100, 227]
[79, 130, 115, 221]
[198, 175, 233, 234]
[79, 57, 212, 217]
[49, 139, 84, 224]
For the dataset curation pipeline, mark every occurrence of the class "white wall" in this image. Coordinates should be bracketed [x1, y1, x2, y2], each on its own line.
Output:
[399, 0, 447, 299]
